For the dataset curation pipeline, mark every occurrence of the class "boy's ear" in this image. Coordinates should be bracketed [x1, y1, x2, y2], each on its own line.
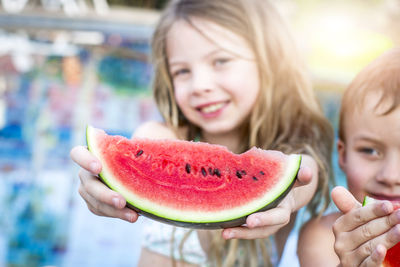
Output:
[337, 139, 346, 171]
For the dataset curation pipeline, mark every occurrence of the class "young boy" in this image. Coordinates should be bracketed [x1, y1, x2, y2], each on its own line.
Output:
[298, 47, 400, 267]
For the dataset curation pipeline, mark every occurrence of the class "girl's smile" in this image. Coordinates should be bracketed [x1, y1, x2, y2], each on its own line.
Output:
[195, 100, 229, 118]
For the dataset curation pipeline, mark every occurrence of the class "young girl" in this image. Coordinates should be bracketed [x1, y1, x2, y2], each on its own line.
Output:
[70, 0, 334, 266]
[298, 48, 400, 267]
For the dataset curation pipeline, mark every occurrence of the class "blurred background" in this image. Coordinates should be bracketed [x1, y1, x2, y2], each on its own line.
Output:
[0, 0, 398, 266]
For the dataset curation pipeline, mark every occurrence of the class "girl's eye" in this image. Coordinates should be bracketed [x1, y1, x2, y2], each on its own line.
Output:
[172, 68, 190, 78]
[214, 58, 230, 67]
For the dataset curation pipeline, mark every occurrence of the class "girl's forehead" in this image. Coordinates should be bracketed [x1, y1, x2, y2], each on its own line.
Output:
[166, 19, 253, 60]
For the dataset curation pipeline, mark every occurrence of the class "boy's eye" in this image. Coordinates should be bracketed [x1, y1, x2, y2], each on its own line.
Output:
[358, 147, 379, 156]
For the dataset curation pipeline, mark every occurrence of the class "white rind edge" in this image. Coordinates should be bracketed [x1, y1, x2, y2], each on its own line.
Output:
[87, 125, 301, 223]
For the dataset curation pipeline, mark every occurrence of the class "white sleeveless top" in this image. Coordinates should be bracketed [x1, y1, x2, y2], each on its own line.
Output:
[142, 218, 300, 266]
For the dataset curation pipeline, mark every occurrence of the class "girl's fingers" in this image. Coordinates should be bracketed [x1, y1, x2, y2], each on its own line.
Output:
[222, 223, 283, 240]
[79, 185, 138, 222]
[70, 145, 102, 174]
[246, 206, 291, 228]
[78, 170, 138, 222]
[222, 207, 291, 239]
[79, 170, 125, 209]
[295, 164, 313, 186]
[332, 186, 361, 214]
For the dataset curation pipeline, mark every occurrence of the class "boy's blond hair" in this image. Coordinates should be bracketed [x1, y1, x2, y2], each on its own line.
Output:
[339, 47, 400, 141]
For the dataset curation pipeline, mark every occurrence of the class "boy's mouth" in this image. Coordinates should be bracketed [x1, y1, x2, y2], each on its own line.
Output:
[369, 193, 400, 202]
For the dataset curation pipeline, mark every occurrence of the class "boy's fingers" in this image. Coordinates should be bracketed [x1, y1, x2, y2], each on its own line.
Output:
[353, 225, 400, 266]
[332, 186, 361, 214]
[334, 201, 393, 234]
[70, 145, 102, 174]
[355, 244, 386, 267]
[337, 207, 399, 251]
[367, 244, 386, 267]
[381, 224, 400, 250]
[352, 205, 398, 240]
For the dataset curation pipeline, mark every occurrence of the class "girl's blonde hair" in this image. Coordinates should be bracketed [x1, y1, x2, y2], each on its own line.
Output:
[151, 0, 334, 266]
[339, 47, 400, 142]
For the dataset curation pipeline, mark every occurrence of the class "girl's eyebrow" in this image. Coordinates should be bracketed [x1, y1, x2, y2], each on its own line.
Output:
[168, 48, 226, 67]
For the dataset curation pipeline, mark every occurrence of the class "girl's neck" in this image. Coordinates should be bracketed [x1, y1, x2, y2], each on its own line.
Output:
[201, 130, 242, 154]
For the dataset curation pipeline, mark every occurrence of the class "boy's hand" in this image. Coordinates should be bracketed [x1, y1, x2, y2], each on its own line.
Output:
[70, 146, 138, 223]
[332, 186, 400, 267]
[221, 157, 314, 240]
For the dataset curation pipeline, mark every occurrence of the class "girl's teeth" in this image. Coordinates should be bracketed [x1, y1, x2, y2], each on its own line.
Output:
[201, 103, 224, 113]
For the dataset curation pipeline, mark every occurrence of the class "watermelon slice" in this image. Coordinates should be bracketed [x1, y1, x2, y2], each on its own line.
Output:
[363, 196, 400, 267]
[86, 126, 301, 229]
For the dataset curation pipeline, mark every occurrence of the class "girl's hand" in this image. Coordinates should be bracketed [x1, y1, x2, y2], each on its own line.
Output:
[70, 145, 138, 223]
[221, 155, 315, 239]
[332, 186, 400, 267]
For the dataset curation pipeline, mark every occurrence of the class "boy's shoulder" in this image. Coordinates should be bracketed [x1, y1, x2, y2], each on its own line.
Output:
[298, 212, 341, 265]
[300, 212, 340, 240]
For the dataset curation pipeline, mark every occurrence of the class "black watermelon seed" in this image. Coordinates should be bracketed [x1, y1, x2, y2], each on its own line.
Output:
[241, 170, 246, 175]
[260, 171, 265, 175]
[136, 150, 144, 157]
[208, 167, 213, 175]
[201, 167, 207, 177]
[185, 163, 191, 174]
[214, 169, 221, 177]
[236, 171, 242, 179]
[252, 176, 258, 181]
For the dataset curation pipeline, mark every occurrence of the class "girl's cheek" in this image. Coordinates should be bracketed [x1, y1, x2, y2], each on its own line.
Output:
[174, 88, 185, 107]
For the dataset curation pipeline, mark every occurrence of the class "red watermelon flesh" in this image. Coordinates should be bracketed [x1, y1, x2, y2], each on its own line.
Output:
[363, 196, 400, 267]
[86, 126, 301, 229]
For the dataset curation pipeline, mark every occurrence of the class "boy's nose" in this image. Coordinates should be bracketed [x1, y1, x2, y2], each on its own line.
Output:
[377, 154, 400, 185]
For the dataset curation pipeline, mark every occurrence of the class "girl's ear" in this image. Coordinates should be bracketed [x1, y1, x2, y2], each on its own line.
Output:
[337, 139, 346, 171]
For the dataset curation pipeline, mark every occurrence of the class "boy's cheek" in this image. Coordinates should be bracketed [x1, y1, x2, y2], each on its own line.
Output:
[347, 184, 365, 203]
[346, 171, 368, 203]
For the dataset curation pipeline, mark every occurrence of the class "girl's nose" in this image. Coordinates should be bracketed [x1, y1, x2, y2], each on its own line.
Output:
[376, 154, 400, 185]
[190, 66, 214, 94]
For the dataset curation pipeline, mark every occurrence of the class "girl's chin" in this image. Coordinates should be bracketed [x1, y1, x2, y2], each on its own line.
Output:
[200, 126, 241, 139]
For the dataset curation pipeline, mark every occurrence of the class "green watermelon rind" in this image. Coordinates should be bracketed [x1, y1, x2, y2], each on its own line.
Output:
[362, 196, 375, 206]
[86, 125, 301, 229]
